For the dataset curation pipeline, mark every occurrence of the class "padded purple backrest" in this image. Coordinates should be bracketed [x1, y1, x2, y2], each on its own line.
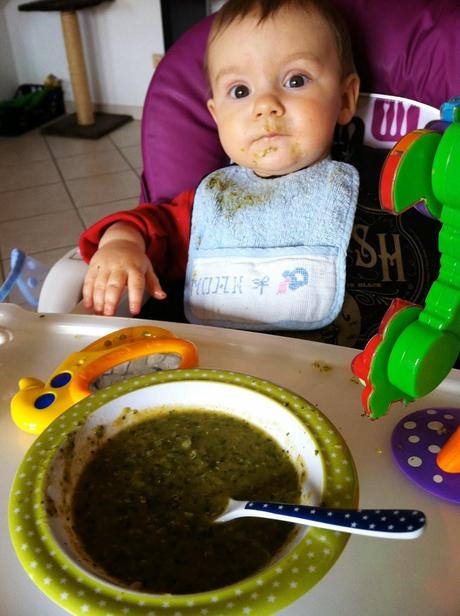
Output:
[332, 0, 460, 107]
[140, 0, 460, 205]
[140, 15, 226, 204]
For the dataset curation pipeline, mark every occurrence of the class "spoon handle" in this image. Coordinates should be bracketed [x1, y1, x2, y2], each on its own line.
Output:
[220, 501, 426, 539]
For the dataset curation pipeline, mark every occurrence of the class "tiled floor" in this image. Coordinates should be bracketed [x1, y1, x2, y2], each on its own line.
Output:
[0, 120, 143, 296]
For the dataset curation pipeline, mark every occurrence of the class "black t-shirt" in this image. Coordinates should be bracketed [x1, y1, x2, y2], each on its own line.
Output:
[300, 145, 442, 353]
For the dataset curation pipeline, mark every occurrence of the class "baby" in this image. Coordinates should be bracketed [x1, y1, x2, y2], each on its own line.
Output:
[80, 0, 360, 330]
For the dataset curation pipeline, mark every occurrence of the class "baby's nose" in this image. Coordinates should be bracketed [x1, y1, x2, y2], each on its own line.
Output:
[254, 93, 284, 118]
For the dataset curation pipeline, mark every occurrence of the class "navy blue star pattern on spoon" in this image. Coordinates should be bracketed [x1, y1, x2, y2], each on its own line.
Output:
[216, 499, 426, 539]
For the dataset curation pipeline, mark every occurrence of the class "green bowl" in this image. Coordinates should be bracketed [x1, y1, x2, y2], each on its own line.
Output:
[9, 368, 358, 615]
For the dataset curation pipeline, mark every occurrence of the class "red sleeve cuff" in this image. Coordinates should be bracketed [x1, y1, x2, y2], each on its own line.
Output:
[79, 189, 195, 280]
[79, 209, 151, 263]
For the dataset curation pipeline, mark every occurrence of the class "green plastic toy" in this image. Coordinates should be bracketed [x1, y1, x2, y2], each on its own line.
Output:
[352, 97, 460, 420]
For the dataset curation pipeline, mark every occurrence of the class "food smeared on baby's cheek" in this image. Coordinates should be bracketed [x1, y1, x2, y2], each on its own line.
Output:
[290, 141, 303, 158]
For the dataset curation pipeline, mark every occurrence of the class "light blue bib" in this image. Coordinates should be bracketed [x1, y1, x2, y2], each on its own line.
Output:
[184, 160, 359, 330]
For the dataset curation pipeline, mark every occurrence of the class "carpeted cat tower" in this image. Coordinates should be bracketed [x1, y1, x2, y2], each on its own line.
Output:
[18, 0, 132, 138]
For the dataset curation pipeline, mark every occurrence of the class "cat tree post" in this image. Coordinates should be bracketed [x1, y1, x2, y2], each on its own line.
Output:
[60, 10, 94, 126]
[18, 0, 132, 139]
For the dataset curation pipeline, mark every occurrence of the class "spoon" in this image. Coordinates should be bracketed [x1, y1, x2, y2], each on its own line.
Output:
[215, 499, 426, 539]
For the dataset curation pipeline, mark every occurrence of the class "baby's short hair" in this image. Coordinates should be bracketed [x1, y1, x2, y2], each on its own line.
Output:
[206, 0, 356, 79]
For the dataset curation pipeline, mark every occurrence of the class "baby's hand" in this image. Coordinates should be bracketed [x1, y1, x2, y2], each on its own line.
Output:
[83, 235, 165, 316]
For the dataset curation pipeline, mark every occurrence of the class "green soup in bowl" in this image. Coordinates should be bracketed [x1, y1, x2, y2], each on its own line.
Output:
[71, 409, 302, 594]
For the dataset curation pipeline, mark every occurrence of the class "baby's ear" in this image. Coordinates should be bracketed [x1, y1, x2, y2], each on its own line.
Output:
[337, 73, 360, 125]
[207, 99, 217, 124]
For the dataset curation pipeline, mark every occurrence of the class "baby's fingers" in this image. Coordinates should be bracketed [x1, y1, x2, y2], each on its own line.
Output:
[127, 269, 149, 315]
[126, 267, 165, 315]
[99, 269, 129, 315]
[82, 268, 97, 310]
[82, 264, 110, 312]
[145, 268, 166, 301]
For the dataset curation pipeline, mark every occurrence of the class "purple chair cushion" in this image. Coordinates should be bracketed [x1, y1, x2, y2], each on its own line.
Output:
[140, 15, 228, 204]
[333, 0, 460, 108]
[140, 0, 460, 204]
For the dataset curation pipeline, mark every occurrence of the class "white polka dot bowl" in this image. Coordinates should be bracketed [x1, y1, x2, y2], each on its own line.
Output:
[9, 369, 358, 615]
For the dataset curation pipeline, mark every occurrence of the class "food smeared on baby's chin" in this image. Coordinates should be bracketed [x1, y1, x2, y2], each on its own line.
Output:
[250, 140, 302, 169]
[252, 145, 279, 163]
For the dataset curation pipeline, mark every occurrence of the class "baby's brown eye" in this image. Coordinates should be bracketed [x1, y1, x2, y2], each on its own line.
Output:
[231, 84, 250, 98]
[286, 75, 307, 88]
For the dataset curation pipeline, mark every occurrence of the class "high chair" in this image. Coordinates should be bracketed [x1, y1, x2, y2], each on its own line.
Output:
[38, 0, 460, 356]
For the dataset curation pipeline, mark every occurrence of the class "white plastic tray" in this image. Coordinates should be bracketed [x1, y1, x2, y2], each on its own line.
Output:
[1, 304, 459, 615]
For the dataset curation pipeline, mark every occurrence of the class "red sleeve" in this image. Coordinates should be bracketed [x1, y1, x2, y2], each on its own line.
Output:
[79, 189, 196, 280]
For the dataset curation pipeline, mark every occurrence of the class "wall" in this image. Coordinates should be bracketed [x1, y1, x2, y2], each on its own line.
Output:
[0, 0, 17, 99]
[2, 0, 164, 118]
[207, 0, 226, 10]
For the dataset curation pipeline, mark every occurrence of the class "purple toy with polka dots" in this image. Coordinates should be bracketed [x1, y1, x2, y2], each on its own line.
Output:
[391, 407, 460, 504]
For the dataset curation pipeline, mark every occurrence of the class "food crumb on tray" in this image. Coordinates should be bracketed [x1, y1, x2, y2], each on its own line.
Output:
[312, 360, 333, 373]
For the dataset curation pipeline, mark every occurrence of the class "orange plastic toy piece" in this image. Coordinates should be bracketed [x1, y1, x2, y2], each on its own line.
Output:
[436, 427, 460, 473]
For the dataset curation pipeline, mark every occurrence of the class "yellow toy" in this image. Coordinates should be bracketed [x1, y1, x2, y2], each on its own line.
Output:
[11, 326, 199, 435]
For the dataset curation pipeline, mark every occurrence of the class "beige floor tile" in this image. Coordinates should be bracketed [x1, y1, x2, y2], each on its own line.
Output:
[0, 159, 60, 193]
[122, 143, 143, 168]
[0, 133, 51, 166]
[0, 210, 85, 259]
[66, 170, 141, 207]
[29, 245, 78, 268]
[45, 135, 115, 158]
[120, 144, 143, 169]
[56, 149, 130, 181]
[0, 183, 73, 222]
[79, 197, 139, 227]
[0, 124, 144, 308]
[109, 120, 141, 148]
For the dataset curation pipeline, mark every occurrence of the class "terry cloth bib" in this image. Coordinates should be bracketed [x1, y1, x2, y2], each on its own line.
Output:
[184, 160, 359, 330]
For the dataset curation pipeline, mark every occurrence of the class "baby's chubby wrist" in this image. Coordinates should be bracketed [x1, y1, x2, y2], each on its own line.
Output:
[98, 221, 146, 251]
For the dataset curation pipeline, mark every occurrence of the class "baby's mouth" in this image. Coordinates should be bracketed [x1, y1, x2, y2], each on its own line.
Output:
[253, 133, 287, 143]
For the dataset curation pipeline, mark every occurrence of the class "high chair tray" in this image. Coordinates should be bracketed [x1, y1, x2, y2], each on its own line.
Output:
[0, 304, 459, 616]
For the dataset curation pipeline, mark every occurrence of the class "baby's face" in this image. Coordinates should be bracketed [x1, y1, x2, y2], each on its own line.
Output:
[207, 6, 359, 177]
